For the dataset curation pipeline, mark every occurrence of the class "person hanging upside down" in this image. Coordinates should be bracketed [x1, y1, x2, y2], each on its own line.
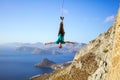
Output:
[45, 16, 74, 48]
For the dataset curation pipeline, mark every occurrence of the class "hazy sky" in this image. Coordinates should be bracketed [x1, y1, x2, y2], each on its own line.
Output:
[0, 0, 119, 44]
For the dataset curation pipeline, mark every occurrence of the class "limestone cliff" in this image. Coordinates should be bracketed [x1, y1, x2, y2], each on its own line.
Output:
[29, 8, 120, 80]
[106, 8, 120, 80]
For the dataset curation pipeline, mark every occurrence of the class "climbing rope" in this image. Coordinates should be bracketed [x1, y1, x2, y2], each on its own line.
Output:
[61, 0, 64, 17]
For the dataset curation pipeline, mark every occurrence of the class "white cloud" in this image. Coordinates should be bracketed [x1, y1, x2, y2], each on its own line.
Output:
[104, 15, 115, 23]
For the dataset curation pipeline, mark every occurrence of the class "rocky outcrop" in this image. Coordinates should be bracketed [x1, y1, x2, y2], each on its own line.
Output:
[30, 8, 120, 80]
[51, 61, 72, 70]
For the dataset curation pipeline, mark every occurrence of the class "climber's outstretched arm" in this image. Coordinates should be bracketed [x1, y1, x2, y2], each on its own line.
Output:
[45, 42, 55, 45]
[65, 41, 75, 44]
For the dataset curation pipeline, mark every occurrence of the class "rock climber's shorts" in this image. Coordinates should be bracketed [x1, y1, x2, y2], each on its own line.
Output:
[54, 34, 65, 44]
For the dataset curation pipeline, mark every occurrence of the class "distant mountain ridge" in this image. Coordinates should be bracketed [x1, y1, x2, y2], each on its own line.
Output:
[0, 42, 86, 54]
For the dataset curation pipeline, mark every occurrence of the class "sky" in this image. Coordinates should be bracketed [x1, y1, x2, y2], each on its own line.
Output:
[0, 0, 119, 44]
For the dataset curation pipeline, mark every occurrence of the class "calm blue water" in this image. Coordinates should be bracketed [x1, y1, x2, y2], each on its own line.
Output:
[0, 50, 75, 80]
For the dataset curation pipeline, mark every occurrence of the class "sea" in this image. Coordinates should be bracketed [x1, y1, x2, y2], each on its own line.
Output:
[0, 49, 75, 80]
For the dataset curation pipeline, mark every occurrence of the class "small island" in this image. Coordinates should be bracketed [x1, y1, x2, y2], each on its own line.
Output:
[35, 58, 72, 70]
[35, 58, 56, 68]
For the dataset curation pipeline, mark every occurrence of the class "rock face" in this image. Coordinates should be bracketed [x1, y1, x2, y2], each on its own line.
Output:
[106, 8, 120, 80]
[30, 8, 120, 80]
[35, 58, 56, 68]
